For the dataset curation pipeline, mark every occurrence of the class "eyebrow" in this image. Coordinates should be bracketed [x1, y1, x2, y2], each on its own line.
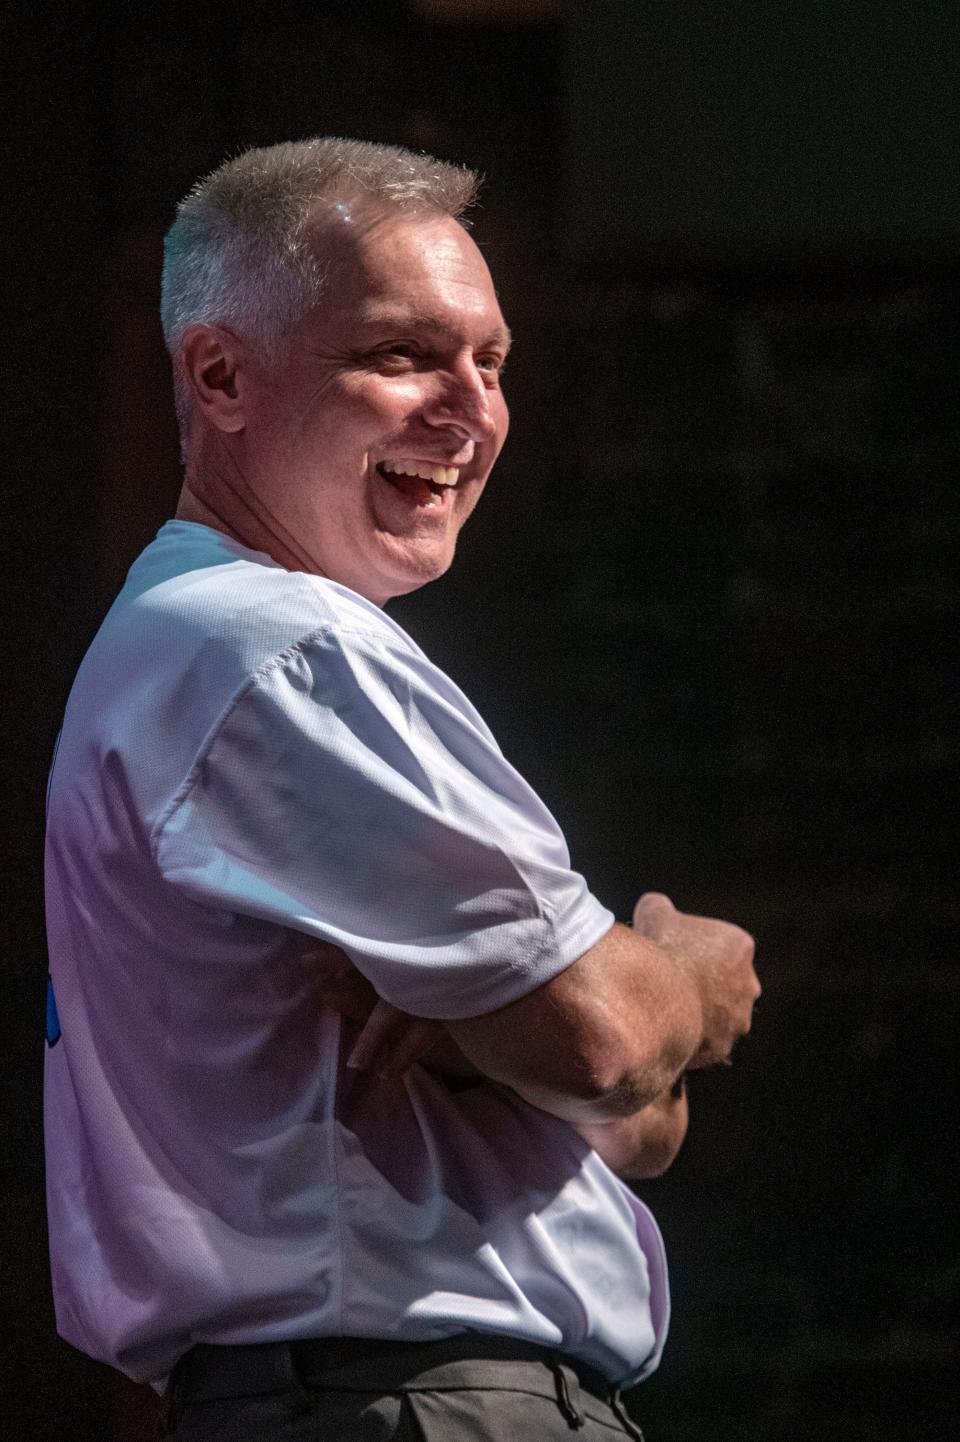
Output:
[359, 309, 513, 353]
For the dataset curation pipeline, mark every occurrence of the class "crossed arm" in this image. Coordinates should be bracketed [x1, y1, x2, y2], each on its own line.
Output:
[348, 999, 689, 1180]
[312, 892, 758, 1179]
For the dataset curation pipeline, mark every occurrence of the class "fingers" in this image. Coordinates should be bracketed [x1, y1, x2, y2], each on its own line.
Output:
[300, 942, 445, 1081]
[346, 999, 444, 1080]
[687, 967, 760, 1070]
[371, 1017, 445, 1079]
[729, 925, 757, 968]
[346, 1000, 404, 1072]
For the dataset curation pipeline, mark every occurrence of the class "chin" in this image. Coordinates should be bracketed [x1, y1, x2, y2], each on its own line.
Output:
[377, 538, 457, 600]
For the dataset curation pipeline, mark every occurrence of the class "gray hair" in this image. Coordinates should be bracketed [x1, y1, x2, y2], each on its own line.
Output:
[160, 137, 479, 456]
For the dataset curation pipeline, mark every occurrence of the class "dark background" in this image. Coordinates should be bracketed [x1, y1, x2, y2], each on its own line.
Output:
[3, 1, 957, 1437]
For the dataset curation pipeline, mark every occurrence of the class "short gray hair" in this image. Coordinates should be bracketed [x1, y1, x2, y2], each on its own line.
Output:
[160, 137, 479, 455]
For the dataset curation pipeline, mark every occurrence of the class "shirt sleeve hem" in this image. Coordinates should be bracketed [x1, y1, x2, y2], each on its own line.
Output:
[424, 899, 617, 1022]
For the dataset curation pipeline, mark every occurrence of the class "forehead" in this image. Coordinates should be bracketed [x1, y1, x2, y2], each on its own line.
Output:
[307, 210, 508, 343]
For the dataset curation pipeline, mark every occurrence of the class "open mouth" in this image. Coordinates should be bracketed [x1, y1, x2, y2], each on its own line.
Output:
[376, 459, 461, 504]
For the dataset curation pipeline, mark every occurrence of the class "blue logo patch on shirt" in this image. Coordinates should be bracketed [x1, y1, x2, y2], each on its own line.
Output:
[46, 976, 61, 1047]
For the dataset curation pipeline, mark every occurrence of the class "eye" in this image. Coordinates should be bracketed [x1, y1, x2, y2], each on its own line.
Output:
[476, 354, 507, 380]
[377, 343, 421, 363]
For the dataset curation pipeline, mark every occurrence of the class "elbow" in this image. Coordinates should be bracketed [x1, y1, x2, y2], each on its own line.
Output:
[582, 978, 701, 1120]
[584, 1032, 695, 1120]
[502, 1037, 668, 1122]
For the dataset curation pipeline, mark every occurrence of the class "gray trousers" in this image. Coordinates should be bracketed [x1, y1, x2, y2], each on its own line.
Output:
[163, 1334, 647, 1441]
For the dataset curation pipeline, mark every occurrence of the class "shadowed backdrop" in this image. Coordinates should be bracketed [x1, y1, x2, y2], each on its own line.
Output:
[3, 2, 956, 1437]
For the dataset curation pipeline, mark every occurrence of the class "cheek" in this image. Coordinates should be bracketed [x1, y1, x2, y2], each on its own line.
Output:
[302, 377, 423, 471]
[350, 374, 423, 427]
[288, 376, 403, 456]
[457, 476, 489, 524]
[492, 392, 510, 449]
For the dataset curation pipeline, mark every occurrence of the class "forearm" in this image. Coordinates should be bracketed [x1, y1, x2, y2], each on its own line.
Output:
[446, 923, 702, 1124]
[571, 1075, 689, 1179]
[417, 1017, 689, 1179]
[334, 895, 756, 1126]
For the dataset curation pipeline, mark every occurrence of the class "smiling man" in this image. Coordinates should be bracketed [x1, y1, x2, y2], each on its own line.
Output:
[44, 139, 759, 1442]
[174, 195, 510, 600]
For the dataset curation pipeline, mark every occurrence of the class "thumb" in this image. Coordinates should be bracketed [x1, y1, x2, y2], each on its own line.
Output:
[632, 892, 676, 932]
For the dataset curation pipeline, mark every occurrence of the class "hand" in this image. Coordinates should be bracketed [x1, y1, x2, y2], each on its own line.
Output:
[346, 999, 445, 1080]
[304, 942, 458, 1080]
[632, 892, 760, 1068]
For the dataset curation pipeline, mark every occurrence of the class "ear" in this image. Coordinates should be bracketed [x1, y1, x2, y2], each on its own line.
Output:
[179, 324, 249, 435]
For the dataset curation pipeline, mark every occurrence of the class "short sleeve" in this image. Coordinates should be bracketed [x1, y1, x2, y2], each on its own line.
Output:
[154, 626, 614, 1019]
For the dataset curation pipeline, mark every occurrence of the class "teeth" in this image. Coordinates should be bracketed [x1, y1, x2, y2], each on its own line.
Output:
[380, 460, 460, 487]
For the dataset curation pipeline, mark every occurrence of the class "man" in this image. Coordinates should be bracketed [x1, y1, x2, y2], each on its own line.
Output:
[44, 138, 759, 1440]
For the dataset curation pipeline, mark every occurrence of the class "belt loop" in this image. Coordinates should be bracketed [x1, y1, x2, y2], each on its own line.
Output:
[609, 1385, 645, 1441]
[280, 1341, 314, 1414]
[553, 1363, 586, 1429]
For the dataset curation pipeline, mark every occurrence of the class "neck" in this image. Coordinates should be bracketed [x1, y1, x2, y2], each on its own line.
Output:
[176, 446, 325, 579]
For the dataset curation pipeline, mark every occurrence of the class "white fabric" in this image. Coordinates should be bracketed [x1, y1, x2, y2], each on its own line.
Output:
[43, 520, 669, 1387]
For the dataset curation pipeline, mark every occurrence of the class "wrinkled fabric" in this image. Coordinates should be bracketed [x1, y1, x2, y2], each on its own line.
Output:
[164, 1337, 648, 1441]
[45, 521, 668, 1389]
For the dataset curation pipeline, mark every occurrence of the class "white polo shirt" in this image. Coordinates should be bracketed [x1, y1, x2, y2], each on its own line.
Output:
[43, 520, 669, 1387]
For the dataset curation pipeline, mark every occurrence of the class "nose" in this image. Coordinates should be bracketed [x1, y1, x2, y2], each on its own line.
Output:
[424, 357, 498, 442]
